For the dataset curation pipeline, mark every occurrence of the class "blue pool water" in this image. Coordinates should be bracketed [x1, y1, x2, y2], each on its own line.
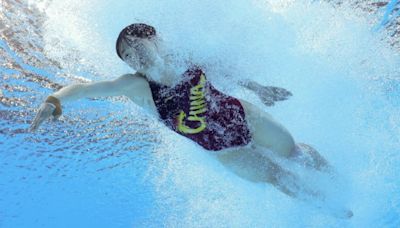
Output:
[1, 0, 400, 227]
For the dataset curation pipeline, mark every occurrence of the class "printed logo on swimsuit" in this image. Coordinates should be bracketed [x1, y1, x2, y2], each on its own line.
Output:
[177, 74, 207, 134]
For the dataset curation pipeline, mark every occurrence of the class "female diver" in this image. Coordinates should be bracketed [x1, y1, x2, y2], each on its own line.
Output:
[31, 23, 332, 199]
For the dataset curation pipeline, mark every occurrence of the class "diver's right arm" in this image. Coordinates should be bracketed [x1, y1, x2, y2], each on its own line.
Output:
[52, 74, 140, 103]
[30, 73, 141, 131]
[239, 80, 292, 106]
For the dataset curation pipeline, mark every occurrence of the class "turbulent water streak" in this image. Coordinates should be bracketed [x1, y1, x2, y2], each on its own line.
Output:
[325, 0, 400, 48]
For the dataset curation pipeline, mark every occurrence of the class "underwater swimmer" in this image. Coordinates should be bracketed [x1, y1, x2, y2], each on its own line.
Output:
[30, 23, 332, 199]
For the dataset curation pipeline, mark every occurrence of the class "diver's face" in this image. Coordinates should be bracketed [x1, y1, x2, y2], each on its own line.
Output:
[120, 36, 159, 71]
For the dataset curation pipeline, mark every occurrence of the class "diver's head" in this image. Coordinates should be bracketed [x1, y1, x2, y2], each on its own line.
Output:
[116, 23, 160, 71]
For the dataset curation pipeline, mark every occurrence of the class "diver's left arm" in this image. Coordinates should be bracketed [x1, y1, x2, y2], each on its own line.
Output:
[239, 80, 292, 106]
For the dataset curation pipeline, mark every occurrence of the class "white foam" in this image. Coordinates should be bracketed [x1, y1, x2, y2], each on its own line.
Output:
[41, 0, 400, 226]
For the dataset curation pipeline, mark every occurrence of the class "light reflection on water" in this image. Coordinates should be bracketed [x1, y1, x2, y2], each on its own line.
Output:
[1, 2, 162, 225]
[1, 91, 162, 226]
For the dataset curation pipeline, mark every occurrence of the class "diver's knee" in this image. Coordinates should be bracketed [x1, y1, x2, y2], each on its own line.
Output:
[252, 130, 295, 157]
[274, 140, 296, 158]
[289, 143, 331, 171]
[273, 132, 295, 157]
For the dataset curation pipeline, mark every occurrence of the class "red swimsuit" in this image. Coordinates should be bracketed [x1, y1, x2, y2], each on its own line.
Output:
[148, 67, 251, 151]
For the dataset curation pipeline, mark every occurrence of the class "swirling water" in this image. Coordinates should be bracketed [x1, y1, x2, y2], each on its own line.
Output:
[1, 0, 400, 227]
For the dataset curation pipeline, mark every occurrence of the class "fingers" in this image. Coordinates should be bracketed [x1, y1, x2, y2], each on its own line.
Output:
[30, 113, 43, 132]
[269, 87, 292, 101]
[261, 97, 275, 106]
[30, 108, 46, 132]
[29, 121, 39, 132]
[29, 102, 57, 132]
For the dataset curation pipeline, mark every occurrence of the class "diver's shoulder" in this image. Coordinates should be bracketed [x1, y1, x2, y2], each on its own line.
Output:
[119, 72, 146, 80]
[118, 72, 148, 84]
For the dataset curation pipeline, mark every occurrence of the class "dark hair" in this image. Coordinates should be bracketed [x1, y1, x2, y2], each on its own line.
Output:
[116, 23, 157, 59]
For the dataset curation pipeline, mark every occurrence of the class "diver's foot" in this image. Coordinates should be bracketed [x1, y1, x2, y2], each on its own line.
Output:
[345, 210, 354, 219]
[289, 143, 333, 173]
[328, 207, 354, 219]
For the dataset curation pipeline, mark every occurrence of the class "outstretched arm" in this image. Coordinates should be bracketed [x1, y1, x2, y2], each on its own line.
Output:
[239, 80, 292, 107]
[30, 73, 138, 131]
[51, 74, 137, 103]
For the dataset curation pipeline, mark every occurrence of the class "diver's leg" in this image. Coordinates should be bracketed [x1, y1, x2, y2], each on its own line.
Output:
[239, 99, 296, 157]
[289, 143, 332, 172]
[215, 147, 315, 198]
[239, 100, 331, 172]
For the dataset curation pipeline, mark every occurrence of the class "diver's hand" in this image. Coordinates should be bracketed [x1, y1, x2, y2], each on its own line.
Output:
[30, 96, 62, 132]
[257, 85, 292, 106]
[240, 80, 292, 106]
